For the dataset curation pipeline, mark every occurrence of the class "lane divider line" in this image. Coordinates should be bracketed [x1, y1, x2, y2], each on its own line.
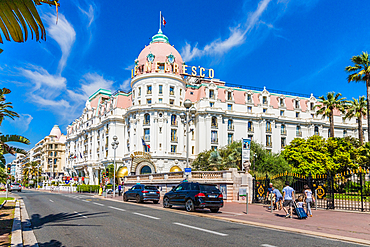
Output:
[49, 200, 54, 203]
[261, 244, 277, 247]
[82, 200, 90, 203]
[74, 211, 87, 218]
[108, 206, 126, 211]
[133, 212, 160, 220]
[173, 222, 228, 236]
[92, 202, 105, 206]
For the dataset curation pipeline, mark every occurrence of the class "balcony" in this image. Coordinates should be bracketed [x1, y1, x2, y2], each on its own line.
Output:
[281, 130, 287, 135]
[266, 142, 272, 148]
[171, 121, 178, 127]
[211, 124, 218, 129]
[296, 131, 302, 137]
[266, 128, 272, 133]
[227, 125, 234, 131]
[248, 127, 254, 133]
[143, 121, 150, 126]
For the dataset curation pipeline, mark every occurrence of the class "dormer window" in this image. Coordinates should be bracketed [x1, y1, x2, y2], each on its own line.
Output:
[263, 96, 268, 105]
[227, 92, 233, 101]
[209, 89, 215, 99]
[247, 94, 252, 103]
[280, 98, 284, 107]
[295, 100, 300, 109]
[310, 102, 314, 111]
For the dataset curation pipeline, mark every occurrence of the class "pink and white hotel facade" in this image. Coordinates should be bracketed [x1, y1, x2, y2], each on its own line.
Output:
[65, 30, 367, 185]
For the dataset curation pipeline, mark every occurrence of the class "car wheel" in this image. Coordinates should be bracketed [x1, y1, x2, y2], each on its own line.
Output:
[153, 200, 159, 204]
[210, 208, 220, 213]
[123, 194, 128, 202]
[185, 199, 195, 212]
[163, 197, 172, 208]
[136, 195, 142, 203]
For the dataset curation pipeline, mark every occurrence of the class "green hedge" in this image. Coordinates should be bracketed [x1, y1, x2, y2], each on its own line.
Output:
[76, 185, 100, 192]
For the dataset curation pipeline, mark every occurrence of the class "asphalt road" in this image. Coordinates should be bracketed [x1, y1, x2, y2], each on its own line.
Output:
[14, 190, 363, 247]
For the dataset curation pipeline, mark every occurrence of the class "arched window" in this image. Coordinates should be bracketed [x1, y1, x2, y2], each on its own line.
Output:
[144, 113, 150, 125]
[140, 165, 152, 174]
[211, 116, 218, 128]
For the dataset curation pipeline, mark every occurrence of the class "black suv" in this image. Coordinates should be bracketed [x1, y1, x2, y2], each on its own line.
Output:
[163, 182, 223, 212]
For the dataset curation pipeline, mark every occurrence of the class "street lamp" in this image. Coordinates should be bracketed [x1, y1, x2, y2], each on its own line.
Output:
[180, 99, 196, 179]
[111, 135, 119, 198]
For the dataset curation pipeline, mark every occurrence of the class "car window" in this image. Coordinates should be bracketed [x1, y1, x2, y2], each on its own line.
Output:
[174, 185, 183, 191]
[199, 184, 220, 193]
[181, 183, 190, 190]
[190, 183, 199, 190]
[144, 186, 157, 190]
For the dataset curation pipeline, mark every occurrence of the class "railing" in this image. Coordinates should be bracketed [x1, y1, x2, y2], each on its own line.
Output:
[171, 137, 178, 142]
[266, 128, 272, 133]
[248, 127, 254, 132]
[296, 131, 302, 137]
[227, 125, 234, 131]
[281, 130, 287, 135]
[192, 171, 223, 179]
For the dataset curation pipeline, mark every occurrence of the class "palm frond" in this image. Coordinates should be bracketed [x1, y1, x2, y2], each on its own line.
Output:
[0, 134, 30, 145]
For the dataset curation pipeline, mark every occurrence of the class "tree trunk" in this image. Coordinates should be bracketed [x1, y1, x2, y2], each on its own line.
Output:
[367, 75, 370, 143]
[359, 114, 363, 145]
[330, 113, 335, 138]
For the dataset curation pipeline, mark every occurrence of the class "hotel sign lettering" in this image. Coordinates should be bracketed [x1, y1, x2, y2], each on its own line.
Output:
[132, 61, 214, 79]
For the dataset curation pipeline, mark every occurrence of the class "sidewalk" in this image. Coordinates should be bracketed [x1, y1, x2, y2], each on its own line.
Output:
[103, 194, 370, 244]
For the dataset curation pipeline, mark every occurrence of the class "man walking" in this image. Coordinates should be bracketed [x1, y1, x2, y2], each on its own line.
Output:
[282, 181, 295, 218]
[118, 184, 122, 196]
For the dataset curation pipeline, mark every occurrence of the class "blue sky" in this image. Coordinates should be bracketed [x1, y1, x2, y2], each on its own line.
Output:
[1, 0, 369, 162]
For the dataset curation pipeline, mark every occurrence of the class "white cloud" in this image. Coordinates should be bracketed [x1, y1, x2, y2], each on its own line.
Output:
[120, 78, 131, 92]
[11, 114, 33, 134]
[79, 72, 115, 97]
[44, 13, 76, 74]
[181, 0, 272, 62]
[78, 4, 95, 27]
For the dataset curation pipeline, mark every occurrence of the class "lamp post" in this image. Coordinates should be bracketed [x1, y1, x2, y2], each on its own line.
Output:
[111, 135, 119, 198]
[180, 99, 196, 179]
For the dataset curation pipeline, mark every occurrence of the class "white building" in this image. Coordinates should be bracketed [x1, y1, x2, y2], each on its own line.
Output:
[65, 29, 367, 185]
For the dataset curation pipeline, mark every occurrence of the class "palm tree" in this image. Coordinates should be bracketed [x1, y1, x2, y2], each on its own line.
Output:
[0, 88, 19, 125]
[345, 52, 370, 143]
[314, 92, 347, 138]
[0, 134, 30, 167]
[22, 161, 41, 187]
[0, 0, 60, 53]
[208, 150, 222, 171]
[344, 96, 367, 145]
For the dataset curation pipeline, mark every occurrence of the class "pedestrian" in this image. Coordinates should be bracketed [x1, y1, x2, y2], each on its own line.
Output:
[282, 181, 295, 218]
[272, 187, 283, 210]
[118, 184, 122, 196]
[304, 184, 314, 217]
[266, 183, 273, 208]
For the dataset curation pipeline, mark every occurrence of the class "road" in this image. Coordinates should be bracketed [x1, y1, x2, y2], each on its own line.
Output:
[15, 190, 363, 247]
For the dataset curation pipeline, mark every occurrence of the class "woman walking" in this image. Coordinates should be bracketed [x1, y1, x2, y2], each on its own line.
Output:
[304, 184, 314, 217]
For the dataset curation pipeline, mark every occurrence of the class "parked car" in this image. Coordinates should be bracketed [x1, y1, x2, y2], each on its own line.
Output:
[163, 182, 223, 212]
[10, 183, 22, 192]
[123, 184, 160, 204]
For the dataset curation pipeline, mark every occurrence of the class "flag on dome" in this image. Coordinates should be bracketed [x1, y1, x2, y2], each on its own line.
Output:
[162, 14, 166, 27]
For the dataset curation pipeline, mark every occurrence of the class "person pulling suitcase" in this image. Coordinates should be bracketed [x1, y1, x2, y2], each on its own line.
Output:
[295, 196, 308, 219]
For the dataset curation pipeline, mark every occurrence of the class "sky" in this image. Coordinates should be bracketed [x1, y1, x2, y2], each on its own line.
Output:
[1, 0, 370, 162]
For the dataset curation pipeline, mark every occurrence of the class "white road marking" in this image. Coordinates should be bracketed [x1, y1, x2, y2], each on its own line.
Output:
[92, 202, 105, 206]
[261, 244, 277, 247]
[173, 222, 228, 236]
[133, 212, 160, 220]
[82, 200, 90, 203]
[74, 211, 87, 218]
[108, 206, 126, 211]
[49, 200, 54, 203]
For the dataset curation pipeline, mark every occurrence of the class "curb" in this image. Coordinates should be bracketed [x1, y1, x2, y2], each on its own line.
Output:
[11, 200, 22, 247]
[95, 195, 370, 246]
[0, 200, 6, 209]
[20, 200, 39, 247]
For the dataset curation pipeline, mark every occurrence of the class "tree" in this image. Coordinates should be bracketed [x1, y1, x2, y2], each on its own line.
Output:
[0, 167, 7, 184]
[22, 161, 42, 187]
[345, 96, 367, 145]
[345, 51, 370, 143]
[315, 92, 347, 138]
[0, 88, 19, 125]
[0, 0, 60, 53]
[282, 135, 359, 175]
[106, 164, 123, 185]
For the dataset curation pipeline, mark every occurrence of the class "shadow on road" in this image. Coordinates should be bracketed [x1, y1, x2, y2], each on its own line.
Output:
[30, 211, 107, 229]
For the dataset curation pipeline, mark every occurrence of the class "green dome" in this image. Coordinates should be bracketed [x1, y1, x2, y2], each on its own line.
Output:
[150, 29, 169, 44]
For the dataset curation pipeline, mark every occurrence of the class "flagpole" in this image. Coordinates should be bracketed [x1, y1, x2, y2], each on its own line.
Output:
[159, 11, 162, 31]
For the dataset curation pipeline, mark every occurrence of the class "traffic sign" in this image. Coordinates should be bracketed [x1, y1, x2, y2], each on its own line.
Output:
[184, 168, 191, 175]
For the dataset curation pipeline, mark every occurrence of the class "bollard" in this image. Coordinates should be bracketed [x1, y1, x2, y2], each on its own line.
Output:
[315, 189, 317, 210]
[246, 192, 249, 214]
[271, 195, 273, 213]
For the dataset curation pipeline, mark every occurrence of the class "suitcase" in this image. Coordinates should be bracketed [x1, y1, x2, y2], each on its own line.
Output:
[294, 201, 307, 219]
